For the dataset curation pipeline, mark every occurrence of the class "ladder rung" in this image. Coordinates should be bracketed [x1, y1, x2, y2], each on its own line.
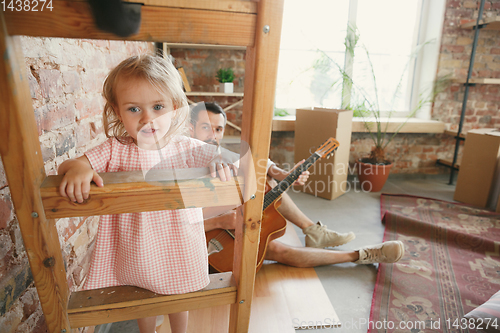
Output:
[67, 272, 237, 328]
[40, 170, 244, 219]
[437, 158, 460, 170]
[4, 1, 256, 46]
[444, 130, 466, 140]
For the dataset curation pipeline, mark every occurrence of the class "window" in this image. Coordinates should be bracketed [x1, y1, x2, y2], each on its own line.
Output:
[275, 0, 445, 119]
[275, 0, 349, 110]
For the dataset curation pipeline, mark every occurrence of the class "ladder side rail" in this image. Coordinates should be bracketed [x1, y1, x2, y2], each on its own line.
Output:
[0, 14, 72, 333]
[449, 0, 486, 184]
[228, 0, 285, 332]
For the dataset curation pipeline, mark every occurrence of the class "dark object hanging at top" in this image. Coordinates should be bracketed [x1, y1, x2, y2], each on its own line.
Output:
[87, 0, 142, 37]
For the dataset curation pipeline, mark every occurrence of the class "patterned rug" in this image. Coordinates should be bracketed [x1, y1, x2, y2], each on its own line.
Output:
[369, 194, 500, 333]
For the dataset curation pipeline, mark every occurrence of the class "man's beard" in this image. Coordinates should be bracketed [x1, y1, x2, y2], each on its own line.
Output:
[204, 139, 218, 146]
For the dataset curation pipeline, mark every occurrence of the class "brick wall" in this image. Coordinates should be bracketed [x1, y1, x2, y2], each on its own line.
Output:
[270, 132, 456, 174]
[170, 48, 245, 137]
[433, 0, 500, 130]
[348, 133, 457, 174]
[0, 37, 152, 333]
[173, 0, 500, 174]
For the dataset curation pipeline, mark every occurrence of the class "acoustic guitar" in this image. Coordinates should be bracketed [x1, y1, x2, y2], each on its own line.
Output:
[205, 137, 340, 273]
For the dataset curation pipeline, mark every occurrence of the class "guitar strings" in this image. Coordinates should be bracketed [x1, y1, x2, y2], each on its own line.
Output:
[263, 154, 319, 210]
[212, 229, 235, 245]
[210, 147, 330, 245]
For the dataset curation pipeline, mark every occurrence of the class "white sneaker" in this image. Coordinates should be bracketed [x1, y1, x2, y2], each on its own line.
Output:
[303, 221, 356, 248]
[354, 241, 405, 264]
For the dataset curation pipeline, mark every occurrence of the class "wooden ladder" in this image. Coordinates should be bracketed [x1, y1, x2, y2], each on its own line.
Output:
[0, 1, 284, 332]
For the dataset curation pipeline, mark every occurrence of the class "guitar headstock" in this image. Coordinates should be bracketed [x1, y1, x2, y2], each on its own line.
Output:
[315, 138, 340, 159]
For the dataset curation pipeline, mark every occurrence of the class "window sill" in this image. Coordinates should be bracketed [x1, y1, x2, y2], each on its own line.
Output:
[272, 116, 445, 134]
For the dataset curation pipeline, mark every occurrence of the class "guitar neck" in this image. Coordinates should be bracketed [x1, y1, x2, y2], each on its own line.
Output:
[263, 153, 321, 210]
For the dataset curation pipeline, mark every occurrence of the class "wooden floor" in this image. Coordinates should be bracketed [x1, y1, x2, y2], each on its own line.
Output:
[156, 222, 339, 332]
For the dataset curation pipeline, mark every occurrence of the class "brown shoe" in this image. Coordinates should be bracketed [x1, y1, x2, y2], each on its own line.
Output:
[354, 241, 405, 264]
[303, 221, 356, 248]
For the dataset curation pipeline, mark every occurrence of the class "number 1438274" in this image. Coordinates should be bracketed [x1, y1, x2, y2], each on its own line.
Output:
[2, 0, 53, 11]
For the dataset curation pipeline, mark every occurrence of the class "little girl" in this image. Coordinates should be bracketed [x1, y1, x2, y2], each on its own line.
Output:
[58, 54, 235, 333]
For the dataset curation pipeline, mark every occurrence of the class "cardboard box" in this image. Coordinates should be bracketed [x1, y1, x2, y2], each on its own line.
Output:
[454, 128, 500, 210]
[294, 108, 353, 200]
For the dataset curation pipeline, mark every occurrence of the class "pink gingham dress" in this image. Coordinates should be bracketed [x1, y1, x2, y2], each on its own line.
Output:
[82, 136, 217, 295]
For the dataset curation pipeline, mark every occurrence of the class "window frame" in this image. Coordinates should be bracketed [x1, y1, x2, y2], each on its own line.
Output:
[275, 0, 446, 120]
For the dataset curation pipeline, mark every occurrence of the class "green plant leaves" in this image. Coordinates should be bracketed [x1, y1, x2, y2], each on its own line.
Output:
[216, 68, 235, 83]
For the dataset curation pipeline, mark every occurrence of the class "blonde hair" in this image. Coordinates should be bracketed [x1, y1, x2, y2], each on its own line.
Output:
[102, 54, 189, 144]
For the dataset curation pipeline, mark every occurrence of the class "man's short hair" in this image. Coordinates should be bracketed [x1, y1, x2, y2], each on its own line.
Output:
[190, 102, 227, 125]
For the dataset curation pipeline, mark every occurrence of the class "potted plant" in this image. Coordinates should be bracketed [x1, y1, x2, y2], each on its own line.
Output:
[312, 26, 449, 191]
[216, 67, 235, 93]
